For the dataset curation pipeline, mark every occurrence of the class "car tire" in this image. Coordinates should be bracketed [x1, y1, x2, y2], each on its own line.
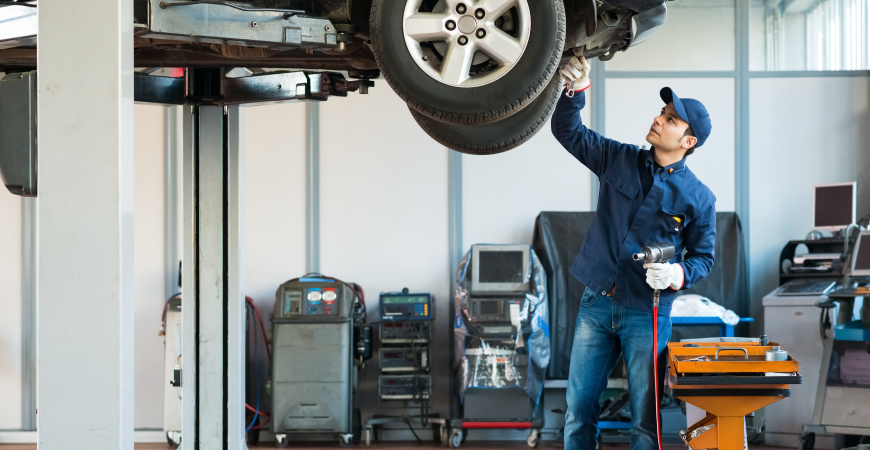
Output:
[409, 72, 562, 155]
[371, 0, 565, 125]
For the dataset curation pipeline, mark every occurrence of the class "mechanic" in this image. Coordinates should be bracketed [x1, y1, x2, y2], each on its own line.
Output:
[551, 55, 717, 450]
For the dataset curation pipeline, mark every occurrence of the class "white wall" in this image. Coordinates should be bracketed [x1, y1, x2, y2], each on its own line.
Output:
[462, 109, 593, 247]
[319, 84, 453, 420]
[606, 0, 736, 72]
[320, 87, 450, 303]
[241, 101, 308, 416]
[748, 76, 870, 316]
[0, 191, 22, 429]
[133, 104, 167, 429]
[605, 78, 737, 211]
[243, 102, 307, 317]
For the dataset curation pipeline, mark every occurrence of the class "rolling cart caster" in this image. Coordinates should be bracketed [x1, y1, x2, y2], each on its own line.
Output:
[450, 429, 464, 448]
[165, 431, 181, 448]
[798, 432, 815, 450]
[340, 433, 353, 448]
[365, 428, 372, 448]
[440, 425, 449, 447]
[275, 433, 289, 449]
[526, 429, 540, 448]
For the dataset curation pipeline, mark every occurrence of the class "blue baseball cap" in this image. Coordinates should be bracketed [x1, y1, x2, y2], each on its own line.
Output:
[660, 87, 712, 148]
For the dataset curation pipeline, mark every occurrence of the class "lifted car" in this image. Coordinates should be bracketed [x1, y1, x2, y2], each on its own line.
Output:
[0, 0, 667, 154]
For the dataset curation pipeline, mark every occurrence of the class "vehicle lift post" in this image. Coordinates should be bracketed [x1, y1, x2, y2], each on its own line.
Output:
[173, 68, 373, 449]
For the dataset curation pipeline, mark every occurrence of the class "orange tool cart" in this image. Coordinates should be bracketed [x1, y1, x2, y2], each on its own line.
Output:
[666, 340, 801, 450]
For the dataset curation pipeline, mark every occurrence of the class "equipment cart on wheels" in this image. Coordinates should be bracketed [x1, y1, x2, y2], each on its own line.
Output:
[667, 339, 802, 450]
[448, 418, 544, 448]
[801, 288, 870, 450]
[450, 245, 551, 449]
[270, 277, 365, 448]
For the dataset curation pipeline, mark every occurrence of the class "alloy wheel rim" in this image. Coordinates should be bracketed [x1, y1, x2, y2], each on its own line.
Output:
[402, 0, 532, 88]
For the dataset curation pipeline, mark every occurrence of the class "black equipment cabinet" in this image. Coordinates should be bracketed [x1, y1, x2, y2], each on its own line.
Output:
[779, 238, 846, 285]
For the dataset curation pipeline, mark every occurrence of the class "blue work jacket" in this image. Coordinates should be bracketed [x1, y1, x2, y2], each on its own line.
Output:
[551, 91, 716, 316]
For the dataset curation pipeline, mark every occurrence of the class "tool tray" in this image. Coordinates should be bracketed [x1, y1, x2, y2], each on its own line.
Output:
[668, 341, 800, 377]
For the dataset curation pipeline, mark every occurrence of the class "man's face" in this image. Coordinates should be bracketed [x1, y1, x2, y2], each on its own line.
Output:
[645, 102, 696, 152]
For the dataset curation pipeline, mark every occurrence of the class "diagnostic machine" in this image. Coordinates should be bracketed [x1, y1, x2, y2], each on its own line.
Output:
[377, 292, 433, 402]
[364, 291, 446, 447]
[271, 277, 364, 448]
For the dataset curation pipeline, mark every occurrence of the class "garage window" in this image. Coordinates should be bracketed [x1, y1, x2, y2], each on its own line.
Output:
[752, 0, 870, 71]
[806, 0, 870, 70]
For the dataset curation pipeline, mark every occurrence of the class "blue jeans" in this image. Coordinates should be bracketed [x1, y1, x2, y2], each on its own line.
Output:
[564, 287, 672, 450]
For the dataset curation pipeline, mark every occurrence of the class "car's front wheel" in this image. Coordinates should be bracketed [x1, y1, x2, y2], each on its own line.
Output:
[371, 0, 565, 124]
[409, 72, 562, 154]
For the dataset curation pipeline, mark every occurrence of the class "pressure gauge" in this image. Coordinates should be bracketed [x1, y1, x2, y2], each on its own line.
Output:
[307, 290, 322, 304]
[323, 290, 337, 304]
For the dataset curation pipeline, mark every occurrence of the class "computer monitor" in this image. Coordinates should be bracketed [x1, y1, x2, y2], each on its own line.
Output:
[470, 244, 530, 293]
[851, 231, 870, 277]
[813, 182, 856, 232]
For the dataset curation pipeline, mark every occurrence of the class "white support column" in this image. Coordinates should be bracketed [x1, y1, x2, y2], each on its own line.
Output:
[197, 105, 226, 448]
[181, 104, 246, 450]
[181, 105, 197, 450]
[20, 197, 36, 431]
[37, 1, 134, 449]
[226, 105, 246, 450]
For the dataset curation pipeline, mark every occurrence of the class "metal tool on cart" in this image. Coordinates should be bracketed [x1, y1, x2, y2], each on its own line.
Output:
[667, 340, 801, 450]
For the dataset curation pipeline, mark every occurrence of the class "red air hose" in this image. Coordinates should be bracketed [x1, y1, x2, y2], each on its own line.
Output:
[245, 296, 272, 365]
[653, 303, 663, 450]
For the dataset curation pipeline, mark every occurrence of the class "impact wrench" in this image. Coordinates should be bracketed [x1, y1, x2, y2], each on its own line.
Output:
[632, 242, 675, 450]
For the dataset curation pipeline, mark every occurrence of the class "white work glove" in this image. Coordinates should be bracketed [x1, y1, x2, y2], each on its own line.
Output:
[559, 52, 590, 95]
[643, 262, 684, 291]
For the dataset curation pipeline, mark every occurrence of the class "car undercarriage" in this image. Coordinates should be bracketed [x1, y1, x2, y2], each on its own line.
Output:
[0, 0, 667, 154]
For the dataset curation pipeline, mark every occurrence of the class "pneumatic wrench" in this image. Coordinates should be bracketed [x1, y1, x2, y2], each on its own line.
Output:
[632, 242, 676, 308]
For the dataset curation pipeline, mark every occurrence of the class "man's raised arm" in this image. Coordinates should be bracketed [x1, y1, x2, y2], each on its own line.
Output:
[551, 90, 623, 178]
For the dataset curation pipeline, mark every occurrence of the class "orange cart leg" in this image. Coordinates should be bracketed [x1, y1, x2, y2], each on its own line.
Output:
[717, 416, 746, 450]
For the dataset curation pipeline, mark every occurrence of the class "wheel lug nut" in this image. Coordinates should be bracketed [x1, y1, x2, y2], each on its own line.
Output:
[446, 20, 456, 30]
[475, 8, 485, 19]
[456, 3, 467, 14]
[476, 28, 486, 38]
[458, 35, 468, 46]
